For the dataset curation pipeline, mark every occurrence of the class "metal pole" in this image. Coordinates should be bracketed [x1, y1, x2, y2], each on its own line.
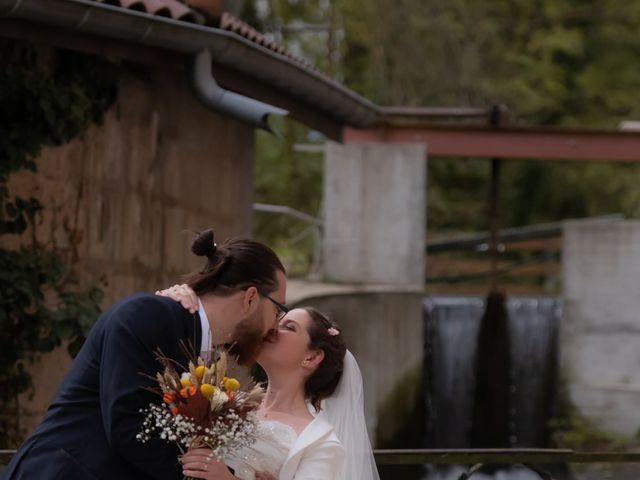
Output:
[487, 105, 504, 287]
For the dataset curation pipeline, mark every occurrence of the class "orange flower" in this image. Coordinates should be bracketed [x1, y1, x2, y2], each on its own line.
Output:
[163, 392, 175, 404]
[180, 386, 197, 398]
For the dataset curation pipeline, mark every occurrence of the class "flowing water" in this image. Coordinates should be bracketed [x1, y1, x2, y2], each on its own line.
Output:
[422, 295, 562, 479]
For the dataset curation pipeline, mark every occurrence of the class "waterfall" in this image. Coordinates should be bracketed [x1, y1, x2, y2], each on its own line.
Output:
[423, 295, 562, 479]
[424, 296, 483, 448]
[509, 297, 560, 447]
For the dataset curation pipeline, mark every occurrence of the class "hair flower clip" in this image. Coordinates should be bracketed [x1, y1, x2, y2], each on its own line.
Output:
[327, 327, 340, 336]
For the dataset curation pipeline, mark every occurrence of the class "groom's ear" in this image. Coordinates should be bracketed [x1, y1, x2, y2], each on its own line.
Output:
[242, 286, 259, 314]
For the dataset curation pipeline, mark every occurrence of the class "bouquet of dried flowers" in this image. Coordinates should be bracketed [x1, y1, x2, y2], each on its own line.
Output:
[137, 348, 265, 474]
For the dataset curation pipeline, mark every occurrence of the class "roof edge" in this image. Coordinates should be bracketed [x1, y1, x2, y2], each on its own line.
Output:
[0, 0, 381, 129]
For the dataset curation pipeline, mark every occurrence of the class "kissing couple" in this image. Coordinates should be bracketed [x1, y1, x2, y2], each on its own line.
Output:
[2, 229, 380, 480]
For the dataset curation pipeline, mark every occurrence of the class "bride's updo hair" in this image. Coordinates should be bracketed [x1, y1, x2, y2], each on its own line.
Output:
[187, 229, 285, 296]
[303, 307, 347, 411]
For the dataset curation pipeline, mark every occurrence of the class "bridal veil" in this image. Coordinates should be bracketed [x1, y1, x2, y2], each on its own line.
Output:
[318, 350, 381, 480]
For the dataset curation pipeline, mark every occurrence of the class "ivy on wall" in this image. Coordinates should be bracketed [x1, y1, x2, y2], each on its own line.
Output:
[0, 41, 120, 446]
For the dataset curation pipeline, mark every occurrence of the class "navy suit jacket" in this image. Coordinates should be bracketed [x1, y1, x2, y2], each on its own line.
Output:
[2, 293, 201, 480]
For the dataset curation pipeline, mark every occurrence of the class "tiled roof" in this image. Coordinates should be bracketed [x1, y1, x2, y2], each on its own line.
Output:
[219, 12, 314, 70]
[96, 1, 312, 69]
[98, 0, 204, 24]
[3, 0, 380, 132]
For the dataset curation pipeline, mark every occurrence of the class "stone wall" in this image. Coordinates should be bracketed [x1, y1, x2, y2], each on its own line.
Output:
[4, 59, 255, 436]
[562, 219, 640, 436]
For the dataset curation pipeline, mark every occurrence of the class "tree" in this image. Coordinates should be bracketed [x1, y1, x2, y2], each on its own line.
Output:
[340, 0, 640, 230]
[247, 0, 640, 263]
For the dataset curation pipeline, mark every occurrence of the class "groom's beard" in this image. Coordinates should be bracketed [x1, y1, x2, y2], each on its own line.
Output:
[226, 314, 265, 366]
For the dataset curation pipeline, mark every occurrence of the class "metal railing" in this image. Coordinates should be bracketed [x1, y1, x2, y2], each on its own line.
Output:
[3, 448, 640, 479]
[373, 448, 640, 479]
[425, 214, 623, 253]
[253, 202, 324, 277]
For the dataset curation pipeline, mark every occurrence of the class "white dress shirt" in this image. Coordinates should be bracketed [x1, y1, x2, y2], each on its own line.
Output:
[197, 298, 212, 358]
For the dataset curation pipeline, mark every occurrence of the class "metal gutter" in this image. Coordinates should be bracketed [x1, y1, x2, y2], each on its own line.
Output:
[378, 106, 492, 124]
[0, 0, 381, 128]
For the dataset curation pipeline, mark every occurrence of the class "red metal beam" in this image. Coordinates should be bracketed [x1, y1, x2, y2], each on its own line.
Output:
[343, 125, 640, 162]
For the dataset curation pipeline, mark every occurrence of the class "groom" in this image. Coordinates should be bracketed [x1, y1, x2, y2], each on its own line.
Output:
[2, 229, 287, 480]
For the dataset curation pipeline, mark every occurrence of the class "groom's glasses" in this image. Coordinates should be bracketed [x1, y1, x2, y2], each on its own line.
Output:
[261, 293, 289, 321]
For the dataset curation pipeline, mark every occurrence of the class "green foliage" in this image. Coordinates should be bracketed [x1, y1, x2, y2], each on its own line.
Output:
[253, 119, 324, 275]
[549, 413, 640, 452]
[0, 41, 117, 446]
[550, 378, 640, 453]
[0, 246, 104, 378]
[339, 0, 640, 231]
[251, 0, 640, 255]
[1, 44, 119, 234]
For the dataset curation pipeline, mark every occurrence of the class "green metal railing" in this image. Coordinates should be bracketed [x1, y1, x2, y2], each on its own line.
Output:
[3, 448, 640, 479]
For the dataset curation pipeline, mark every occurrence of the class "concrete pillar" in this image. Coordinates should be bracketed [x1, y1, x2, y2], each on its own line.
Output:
[562, 219, 640, 435]
[322, 142, 426, 287]
[317, 142, 426, 447]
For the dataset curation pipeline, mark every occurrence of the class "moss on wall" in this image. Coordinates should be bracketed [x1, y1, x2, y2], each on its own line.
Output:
[375, 361, 425, 480]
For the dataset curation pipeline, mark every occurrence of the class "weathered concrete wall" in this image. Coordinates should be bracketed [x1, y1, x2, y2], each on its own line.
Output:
[5, 62, 255, 436]
[8, 69, 254, 302]
[562, 219, 640, 436]
[323, 142, 426, 287]
[317, 142, 427, 448]
[287, 281, 424, 447]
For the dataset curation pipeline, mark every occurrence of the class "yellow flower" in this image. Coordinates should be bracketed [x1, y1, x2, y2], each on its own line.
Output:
[180, 372, 192, 387]
[195, 365, 206, 379]
[200, 383, 216, 398]
[224, 377, 240, 392]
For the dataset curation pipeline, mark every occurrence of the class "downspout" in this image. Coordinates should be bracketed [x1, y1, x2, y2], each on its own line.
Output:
[0, 0, 380, 129]
[191, 49, 287, 131]
[0, 0, 288, 131]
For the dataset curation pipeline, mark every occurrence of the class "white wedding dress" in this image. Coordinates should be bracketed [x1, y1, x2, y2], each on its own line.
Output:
[225, 351, 380, 480]
[225, 420, 298, 480]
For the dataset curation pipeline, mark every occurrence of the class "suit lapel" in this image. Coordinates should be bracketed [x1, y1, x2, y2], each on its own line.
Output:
[174, 306, 202, 360]
[191, 311, 203, 357]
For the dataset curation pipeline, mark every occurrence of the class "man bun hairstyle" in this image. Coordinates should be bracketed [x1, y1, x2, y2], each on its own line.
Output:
[191, 229, 218, 259]
[187, 229, 285, 297]
[303, 307, 347, 411]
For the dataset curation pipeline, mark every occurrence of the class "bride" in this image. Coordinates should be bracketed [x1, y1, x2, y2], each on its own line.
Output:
[159, 288, 379, 480]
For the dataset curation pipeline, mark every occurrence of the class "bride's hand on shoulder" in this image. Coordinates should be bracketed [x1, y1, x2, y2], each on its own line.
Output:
[181, 448, 235, 479]
[156, 283, 198, 313]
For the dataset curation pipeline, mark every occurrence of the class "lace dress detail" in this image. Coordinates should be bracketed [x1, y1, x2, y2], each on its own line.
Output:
[225, 420, 298, 480]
